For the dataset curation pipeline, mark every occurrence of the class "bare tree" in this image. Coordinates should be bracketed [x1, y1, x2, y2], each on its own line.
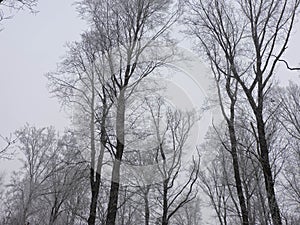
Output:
[106, 91, 201, 225]
[74, 1, 181, 224]
[0, 126, 88, 225]
[275, 83, 300, 223]
[185, 1, 300, 224]
[2, 125, 59, 225]
[47, 31, 113, 225]
[208, 55, 249, 224]
[143, 99, 199, 225]
[198, 143, 232, 225]
[44, 132, 88, 225]
[276, 82, 300, 142]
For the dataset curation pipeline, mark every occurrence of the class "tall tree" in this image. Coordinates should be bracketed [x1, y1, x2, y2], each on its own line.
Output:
[47, 32, 112, 225]
[75, 1, 181, 224]
[208, 54, 249, 224]
[186, 1, 300, 224]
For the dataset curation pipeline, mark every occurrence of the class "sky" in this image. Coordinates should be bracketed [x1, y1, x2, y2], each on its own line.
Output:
[0, 0, 299, 153]
[0, 1, 299, 223]
[0, 0, 86, 178]
[0, 0, 86, 139]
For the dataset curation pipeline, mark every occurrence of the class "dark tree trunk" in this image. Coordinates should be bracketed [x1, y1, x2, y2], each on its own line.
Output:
[162, 179, 168, 225]
[234, 64, 282, 225]
[106, 90, 126, 225]
[228, 122, 249, 225]
[255, 70, 282, 225]
[223, 76, 249, 225]
[88, 169, 101, 225]
[105, 152, 122, 225]
[144, 185, 150, 225]
[256, 115, 282, 225]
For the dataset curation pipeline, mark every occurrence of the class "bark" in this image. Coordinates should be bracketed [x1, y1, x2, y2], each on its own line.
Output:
[144, 185, 150, 225]
[88, 76, 107, 225]
[88, 73, 97, 225]
[256, 115, 282, 225]
[253, 66, 282, 225]
[220, 74, 249, 225]
[106, 90, 126, 225]
[88, 109, 107, 224]
[88, 169, 101, 225]
[214, 67, 249, 224]
[231, 58, 282, 225]
[228, 122, 249, 225]
[162, 179, 168, 225]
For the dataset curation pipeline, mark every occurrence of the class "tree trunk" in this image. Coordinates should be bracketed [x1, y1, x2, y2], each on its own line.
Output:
[88, 169, 101, 225]
[256, 115, 282, 225]
[144, 185, 150, 225]
[228, 122, 249, 225]
[88, 74, 104, 225]
[222, 75, 249, 225]
[106, 90, 126, 225]
[162, 179, 168, 225]
[88, 86, 107, 225]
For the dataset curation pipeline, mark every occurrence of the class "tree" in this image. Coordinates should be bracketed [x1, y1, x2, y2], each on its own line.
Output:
[275, 83, 300, 223]
[208, 55, 249, 224]
[198, 150, 231, 225]
[185, 1, 300, 224]
[50, 1, 182, 224]
[148, 105, 200, 225]
[0, 125, 87, 225]
[115, 94, 201, 225]
[47, 30, 113, 225]
[42, 131, 88, 225]
[1, 126, 58, 224]
[48, 0, 181, 221]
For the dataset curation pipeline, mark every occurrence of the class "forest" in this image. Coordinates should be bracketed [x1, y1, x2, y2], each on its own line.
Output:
[0, 0, 299, 225]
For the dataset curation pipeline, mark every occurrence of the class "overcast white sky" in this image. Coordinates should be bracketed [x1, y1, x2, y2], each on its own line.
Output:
[0, 0, 87, 177]
[0, 0, 299, 141]
[0, 0, 86, 138]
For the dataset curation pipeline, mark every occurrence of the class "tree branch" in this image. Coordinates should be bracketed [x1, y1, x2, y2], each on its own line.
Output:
[278, 58, 300, 71]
